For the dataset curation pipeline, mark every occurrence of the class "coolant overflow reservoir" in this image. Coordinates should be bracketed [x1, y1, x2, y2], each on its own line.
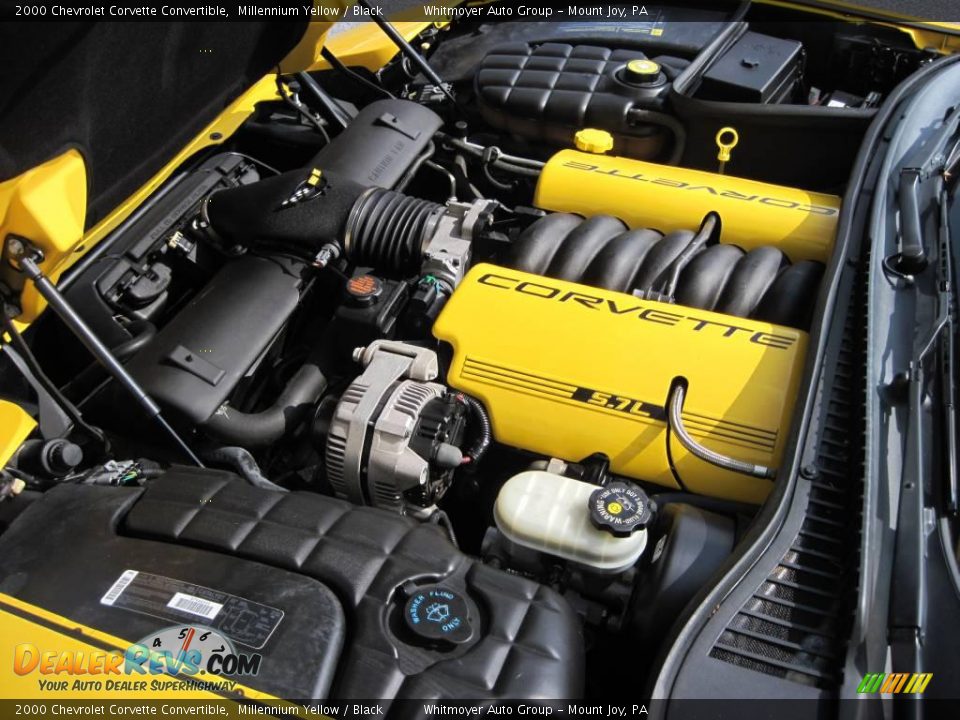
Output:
[494, 471, 648, 572]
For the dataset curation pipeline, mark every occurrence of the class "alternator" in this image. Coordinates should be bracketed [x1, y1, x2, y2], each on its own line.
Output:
[325, 341, 466, 511]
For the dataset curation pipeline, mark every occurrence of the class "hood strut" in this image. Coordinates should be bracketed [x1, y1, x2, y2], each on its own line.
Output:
[5, 236, 203, 468]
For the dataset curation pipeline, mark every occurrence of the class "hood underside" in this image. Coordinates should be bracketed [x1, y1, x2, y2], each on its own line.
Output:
[0, 22, 309, 231]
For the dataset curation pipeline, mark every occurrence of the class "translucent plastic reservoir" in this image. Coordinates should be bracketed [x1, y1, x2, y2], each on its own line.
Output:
[494, 471, 648, 572]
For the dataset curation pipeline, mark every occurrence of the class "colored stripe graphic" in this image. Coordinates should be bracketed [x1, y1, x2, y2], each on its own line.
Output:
[857, 673, 932, 694]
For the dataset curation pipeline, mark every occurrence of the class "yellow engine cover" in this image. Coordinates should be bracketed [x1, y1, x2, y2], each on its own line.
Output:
[534, 149, 840, 263]
[433, 265, 808, 504]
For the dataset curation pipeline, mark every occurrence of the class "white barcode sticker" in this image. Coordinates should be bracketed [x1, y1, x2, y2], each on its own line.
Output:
[166, 592, 223, 620]
[98, 570, 282, 649]
[100, 570, 139, 606]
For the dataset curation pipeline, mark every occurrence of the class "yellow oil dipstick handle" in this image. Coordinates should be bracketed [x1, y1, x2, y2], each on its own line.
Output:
[715, 126, 739, 174]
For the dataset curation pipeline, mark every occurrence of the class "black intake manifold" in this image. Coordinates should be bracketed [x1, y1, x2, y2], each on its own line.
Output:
[509, 213, 823, 330]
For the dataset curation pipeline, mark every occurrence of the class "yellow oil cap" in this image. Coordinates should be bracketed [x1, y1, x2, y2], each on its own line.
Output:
[624, 58, 662, 84]
[574, 128, 614, 154]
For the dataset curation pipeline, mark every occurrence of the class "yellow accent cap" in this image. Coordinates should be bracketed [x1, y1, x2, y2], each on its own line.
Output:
[627, 59, 661, 76]
[574, 128, 614, 154]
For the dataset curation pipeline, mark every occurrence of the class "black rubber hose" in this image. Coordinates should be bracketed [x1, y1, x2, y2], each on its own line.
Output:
[58, 321, 157, 402]
[395, 142, 436, 193]
[344, 188, 444, 274]
[626, 108, 687, 164]
[112, 320, 156, 361]
[203, 446, 288, 492]
[203, 363, 327, 448]
[649, 491, 760, 516]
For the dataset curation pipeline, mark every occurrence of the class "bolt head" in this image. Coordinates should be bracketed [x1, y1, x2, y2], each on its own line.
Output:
[6, 237, 24, 256]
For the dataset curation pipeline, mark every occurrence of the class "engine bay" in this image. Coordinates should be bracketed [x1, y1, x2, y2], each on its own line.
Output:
[0, 4, 940, 703]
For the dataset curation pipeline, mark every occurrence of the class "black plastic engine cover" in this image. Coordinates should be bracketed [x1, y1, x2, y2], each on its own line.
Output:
[475, 42, 682, 158]
[0, 478, 344, 699]
[0, 470, 585, 702]
[123, 255, 306, 425]
[309, 99, 443, 188]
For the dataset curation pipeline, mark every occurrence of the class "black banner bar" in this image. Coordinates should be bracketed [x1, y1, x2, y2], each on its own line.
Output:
[3, 1, 959, 23]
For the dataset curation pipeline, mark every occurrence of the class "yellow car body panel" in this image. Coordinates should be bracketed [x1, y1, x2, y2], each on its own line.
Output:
[311, 20, 436, 71]
[0, 150, 86, 326]
[0, 402, 35, 468]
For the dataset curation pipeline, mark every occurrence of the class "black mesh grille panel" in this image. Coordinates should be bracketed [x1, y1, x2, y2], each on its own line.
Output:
[709, 264, 866, 689]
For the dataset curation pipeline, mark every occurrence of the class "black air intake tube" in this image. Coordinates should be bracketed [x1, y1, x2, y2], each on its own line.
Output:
[205, 169, 368, 253]
[509, 213, 823, 330]
[344, 188, 444, 274]
[204, 99, 443, 255]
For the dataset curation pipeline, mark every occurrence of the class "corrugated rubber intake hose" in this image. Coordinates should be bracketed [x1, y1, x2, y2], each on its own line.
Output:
[343, 187, 445, 275]
[509, 213, 824, 330]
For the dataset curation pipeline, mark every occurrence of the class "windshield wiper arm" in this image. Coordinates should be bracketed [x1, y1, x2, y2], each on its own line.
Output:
[888, 186, 957, 705]
[893, 105, 960, 274]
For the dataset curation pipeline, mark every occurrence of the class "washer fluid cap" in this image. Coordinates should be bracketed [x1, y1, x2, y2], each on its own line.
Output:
[574, 128, 614, 154]
[403, 585, 474, 644]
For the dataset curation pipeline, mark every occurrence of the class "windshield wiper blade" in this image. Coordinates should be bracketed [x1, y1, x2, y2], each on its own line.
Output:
[937, 190, 958, 513]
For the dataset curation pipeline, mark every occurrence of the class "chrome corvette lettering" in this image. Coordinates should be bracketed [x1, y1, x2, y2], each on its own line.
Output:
[476, 272, 797, 349]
